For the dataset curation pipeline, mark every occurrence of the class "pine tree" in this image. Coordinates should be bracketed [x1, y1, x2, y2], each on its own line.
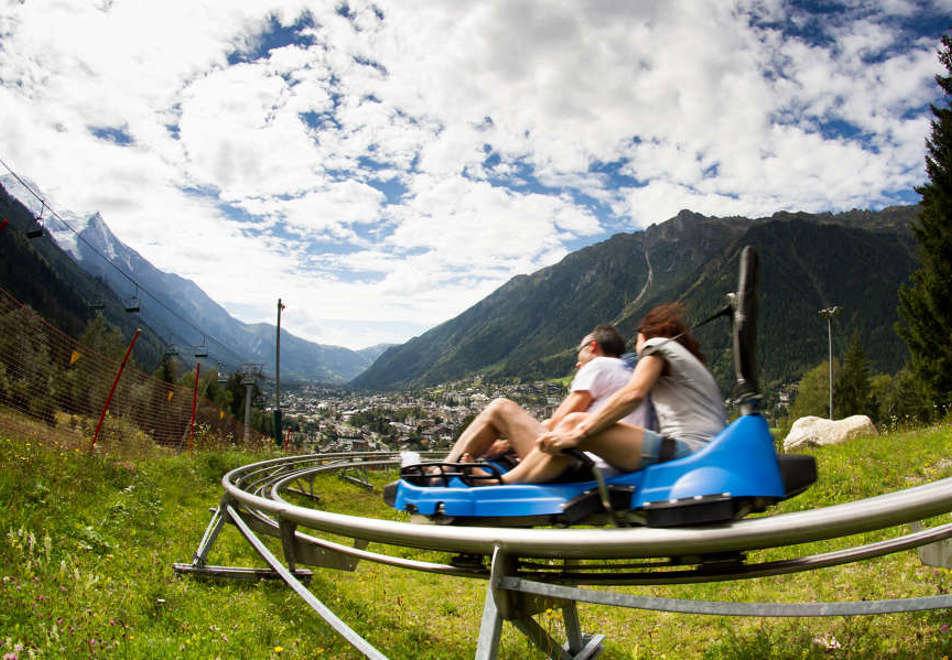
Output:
[153, 352, 183, 383]
[79, 315, 130, 363]
[834, 331, 871, 418]
[897, 33, 952, 408]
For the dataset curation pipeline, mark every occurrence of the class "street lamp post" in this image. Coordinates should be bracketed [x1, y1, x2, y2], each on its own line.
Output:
[274, 298, 286, 446]
[818, 305, 841, 419]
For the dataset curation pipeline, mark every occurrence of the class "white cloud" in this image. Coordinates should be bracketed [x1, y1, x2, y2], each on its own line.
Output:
[240, 180, 387, 238]
[0, 0, 947, 349]
[388, 175, 599, 270]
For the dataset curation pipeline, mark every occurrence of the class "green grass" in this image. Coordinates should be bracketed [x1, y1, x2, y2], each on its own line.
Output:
[3, 411, 952, 658]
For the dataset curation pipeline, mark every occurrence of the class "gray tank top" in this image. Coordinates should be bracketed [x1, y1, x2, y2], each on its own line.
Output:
[640, 337, 727, 450]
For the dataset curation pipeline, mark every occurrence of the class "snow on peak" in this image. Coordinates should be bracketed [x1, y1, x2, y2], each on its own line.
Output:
[1, 173, 94, 259]
[0, 173, 45, 216]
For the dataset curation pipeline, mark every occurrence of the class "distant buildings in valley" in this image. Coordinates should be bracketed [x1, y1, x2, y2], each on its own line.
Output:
[271, 380, 567, 453]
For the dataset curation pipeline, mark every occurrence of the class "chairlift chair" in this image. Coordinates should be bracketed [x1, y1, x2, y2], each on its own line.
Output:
[194, 335, 209, 359]
[26, 203, 45, 239]
[124, 285, 141, 313]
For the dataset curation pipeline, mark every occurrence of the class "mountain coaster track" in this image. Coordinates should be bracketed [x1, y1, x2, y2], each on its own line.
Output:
[175, 245, 952, 658]
[175, 450, 952, 660]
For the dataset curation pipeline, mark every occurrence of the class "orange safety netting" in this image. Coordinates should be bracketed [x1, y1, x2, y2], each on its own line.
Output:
[0, 286, 268, 450]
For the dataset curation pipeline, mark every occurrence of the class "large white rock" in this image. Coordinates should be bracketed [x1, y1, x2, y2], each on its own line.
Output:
[783, 415, 878, 451]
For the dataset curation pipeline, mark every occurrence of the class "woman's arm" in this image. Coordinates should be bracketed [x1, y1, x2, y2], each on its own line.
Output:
[536, 354, 664, 453]
[543, 390, 594, 430]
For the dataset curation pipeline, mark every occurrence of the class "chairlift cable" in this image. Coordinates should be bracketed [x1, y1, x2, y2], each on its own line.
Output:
[0, 155, 240, 363]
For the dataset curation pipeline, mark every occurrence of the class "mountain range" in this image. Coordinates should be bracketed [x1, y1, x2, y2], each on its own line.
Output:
[353, 206, 920, 393]
[0, 175, 388, 383]
[1, 173, 921, 395]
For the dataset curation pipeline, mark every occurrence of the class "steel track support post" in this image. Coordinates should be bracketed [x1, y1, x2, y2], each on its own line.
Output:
[279, 518, 298, 572]
[911, 520, 952, 568]
[341, 465, 374, 490]
[476, 546, 517, 659]
[505, 596, 600, 659]
[174, 498, 315, 584]
[560, 558, 585, 655]
[509, 617, 573, 660]
[477, 547, 595, 660]
[562, 601, 584, 654]
[475, 588, 504, 660]
[490, 546, 518, 618]
[556, 563, 604, 659]
[192, 504, 227, 568]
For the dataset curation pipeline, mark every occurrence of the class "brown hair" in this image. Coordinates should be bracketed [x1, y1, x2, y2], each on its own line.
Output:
[589, 324, 626, 357]
[637, 303, 706, 364]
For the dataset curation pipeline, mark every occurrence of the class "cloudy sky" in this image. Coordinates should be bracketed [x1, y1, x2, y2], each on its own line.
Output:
[1, 1, 950, 350]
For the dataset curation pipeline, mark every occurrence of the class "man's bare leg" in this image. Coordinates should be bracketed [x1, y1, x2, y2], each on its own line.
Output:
[444, 398, 547, 463]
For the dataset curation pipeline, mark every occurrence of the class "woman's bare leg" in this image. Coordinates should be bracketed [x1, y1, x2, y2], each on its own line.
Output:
[550, 413, 647, 473]
[499, 448, 572, 484]
[580, 424, 646, 472]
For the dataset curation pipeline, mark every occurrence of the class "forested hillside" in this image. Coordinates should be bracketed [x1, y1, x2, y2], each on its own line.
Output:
[353, 207, 919, 392]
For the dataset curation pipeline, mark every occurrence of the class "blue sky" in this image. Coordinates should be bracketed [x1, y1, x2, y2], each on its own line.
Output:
[1, 0, 950, 349]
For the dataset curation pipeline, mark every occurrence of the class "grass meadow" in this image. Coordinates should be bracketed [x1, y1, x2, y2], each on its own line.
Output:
[3, 410, 952, 659]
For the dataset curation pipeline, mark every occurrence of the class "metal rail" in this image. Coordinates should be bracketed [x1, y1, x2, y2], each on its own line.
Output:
[177, 451, 952, 659]
[225, 504, 387, 659]
[222, 453, 952, 560]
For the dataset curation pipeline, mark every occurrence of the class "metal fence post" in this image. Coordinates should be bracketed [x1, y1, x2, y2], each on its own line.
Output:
[91, 328, 141, 450]
[189, 361, 200, 450]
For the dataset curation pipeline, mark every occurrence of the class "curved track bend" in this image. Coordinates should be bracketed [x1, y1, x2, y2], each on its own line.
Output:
[175, 451, 952, 659]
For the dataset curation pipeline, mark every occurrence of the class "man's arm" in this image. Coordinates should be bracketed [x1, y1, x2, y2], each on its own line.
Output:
[543, 390, 594, 430]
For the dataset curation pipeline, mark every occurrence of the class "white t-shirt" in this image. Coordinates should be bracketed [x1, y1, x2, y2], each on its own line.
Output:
[569, 356, 657, 475]
[570, 356, 650, 428]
